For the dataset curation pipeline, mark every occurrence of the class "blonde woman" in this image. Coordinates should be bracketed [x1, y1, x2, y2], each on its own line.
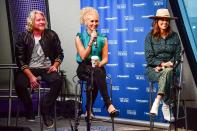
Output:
[75, 7, 119, 118]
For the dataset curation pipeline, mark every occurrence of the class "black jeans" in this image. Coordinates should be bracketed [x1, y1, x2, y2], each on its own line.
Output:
[77, 61, 112, 109]
[14, 68, 62, 117]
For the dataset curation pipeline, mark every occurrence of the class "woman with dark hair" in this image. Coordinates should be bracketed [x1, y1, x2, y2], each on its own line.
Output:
[144, 8, 181, 122]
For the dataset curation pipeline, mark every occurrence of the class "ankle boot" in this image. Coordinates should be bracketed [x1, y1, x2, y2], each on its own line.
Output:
[150, 98, 160, 116]
[162, 102, 175, 122]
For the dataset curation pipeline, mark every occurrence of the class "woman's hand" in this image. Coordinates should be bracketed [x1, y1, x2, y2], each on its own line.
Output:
[161, 61, 173, 68]
[95, 61, 101, 67]
[90, 30, 97, 44]
[154, 66, 163, 72]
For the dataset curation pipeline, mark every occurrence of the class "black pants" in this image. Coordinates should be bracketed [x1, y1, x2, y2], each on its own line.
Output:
[14, 69, 62, 117]
[77, 61, 112, 109]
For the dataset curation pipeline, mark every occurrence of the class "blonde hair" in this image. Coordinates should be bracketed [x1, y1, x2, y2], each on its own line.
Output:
[26, 10, 48, 32]
[80, 7, 99, 25]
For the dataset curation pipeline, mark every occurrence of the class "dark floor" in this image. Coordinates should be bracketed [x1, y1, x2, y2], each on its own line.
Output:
[0, 115, 191, 131]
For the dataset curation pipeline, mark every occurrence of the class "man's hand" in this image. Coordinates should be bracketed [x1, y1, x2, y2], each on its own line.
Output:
[47, 65, 57, 73]
[29, 75, 40, 90]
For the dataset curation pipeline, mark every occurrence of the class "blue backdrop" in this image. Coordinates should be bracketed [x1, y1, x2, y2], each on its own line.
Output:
[80, 0, 167, 122]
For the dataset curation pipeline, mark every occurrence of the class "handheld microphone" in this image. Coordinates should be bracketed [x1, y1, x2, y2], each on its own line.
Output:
[174, 49, 185, 68]
[93, 37, 97, 48]
[180, 49, 184, 56]
[93, 29, 97, 48]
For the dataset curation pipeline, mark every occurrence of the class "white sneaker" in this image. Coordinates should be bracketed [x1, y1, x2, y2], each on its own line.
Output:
[162, 102, 175, 122]
[150, 99, 160, 116]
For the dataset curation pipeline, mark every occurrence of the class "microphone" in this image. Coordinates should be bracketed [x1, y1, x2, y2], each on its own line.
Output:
[93, 37, 97, 48]
[174, 49, 185, 68]
[180, 49, 184, 56]
[92, 29, 97, 48]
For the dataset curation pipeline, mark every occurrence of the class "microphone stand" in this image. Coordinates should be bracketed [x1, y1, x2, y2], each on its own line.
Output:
[86, 38, 97, 131]
[86, 68, 94, 131]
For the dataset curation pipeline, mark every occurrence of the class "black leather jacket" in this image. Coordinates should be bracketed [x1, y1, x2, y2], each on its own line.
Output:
[15, 29, 64, 70]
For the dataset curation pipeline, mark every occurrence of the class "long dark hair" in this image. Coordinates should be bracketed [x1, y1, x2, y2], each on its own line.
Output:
[151, 19, 171, 40]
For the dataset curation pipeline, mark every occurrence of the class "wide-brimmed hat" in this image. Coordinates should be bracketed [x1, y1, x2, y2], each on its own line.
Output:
[149, 8, 177, 20]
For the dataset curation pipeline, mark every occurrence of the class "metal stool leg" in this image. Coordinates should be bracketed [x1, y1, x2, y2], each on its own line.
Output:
[15, 99, 20, 126]
[149, 82, 154, 131]
[182, 101, 188, 131]
[54, 101, 57, 131]
[37, 85, 41, 117]
[108, 75, 115, 131]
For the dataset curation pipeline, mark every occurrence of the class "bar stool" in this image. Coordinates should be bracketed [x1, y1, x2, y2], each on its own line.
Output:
[0, 64, 18, 126]
[37, 78, 57, 131]
[72, 74, 115, 131]
[15, 77, 57, 131]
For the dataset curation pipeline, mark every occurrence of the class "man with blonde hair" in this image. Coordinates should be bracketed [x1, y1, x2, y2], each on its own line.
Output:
[15, 10, 64, 128]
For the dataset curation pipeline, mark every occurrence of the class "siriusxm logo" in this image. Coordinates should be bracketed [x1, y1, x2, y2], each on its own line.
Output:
[136, 99, 148, 103]
[146, 87, 157, 93]
[127, 110, 136, 115]
[105, 17, 117, 21]
[108, 40, 118, 45]
[134, 27, 144, 32]
[133, 3, 146, 7]
[116, 28, 128, 32]
[98, 6, 110, 9]
[126, 87, 139, 91]
[144, 112, 150, 116]
[112, 86, 120, 91]
[93, 108, 101, 113]
[124, 15, 134, 21]
[134, 51, 144, 55]
[135, 75, 145, 80]
[117, 75, 130, 78]
[117, 4, 126, 9]
[118, 51, 127, 56]
[142, 15, 154, 19]
[124, 40, 137, 44]
[106, 63, 118, 67]
[101, 28, 109, 34]
[120, 97, 129, 103]
[153, 0, 164, 6]
[125, 63, 135, 68]
[142, 63, 147, 67]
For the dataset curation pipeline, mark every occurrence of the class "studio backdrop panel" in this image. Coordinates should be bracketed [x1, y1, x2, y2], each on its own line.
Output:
[80, 0, 167, 122]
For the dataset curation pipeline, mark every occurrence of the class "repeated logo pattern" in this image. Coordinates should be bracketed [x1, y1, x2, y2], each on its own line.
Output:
[81, 0, 167, 122]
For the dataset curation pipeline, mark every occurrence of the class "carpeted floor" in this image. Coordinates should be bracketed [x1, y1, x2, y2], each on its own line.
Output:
[0, 116, 189, 131]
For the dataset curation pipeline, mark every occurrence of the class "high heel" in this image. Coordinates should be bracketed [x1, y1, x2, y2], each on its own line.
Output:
[108, 104, 119, 117]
